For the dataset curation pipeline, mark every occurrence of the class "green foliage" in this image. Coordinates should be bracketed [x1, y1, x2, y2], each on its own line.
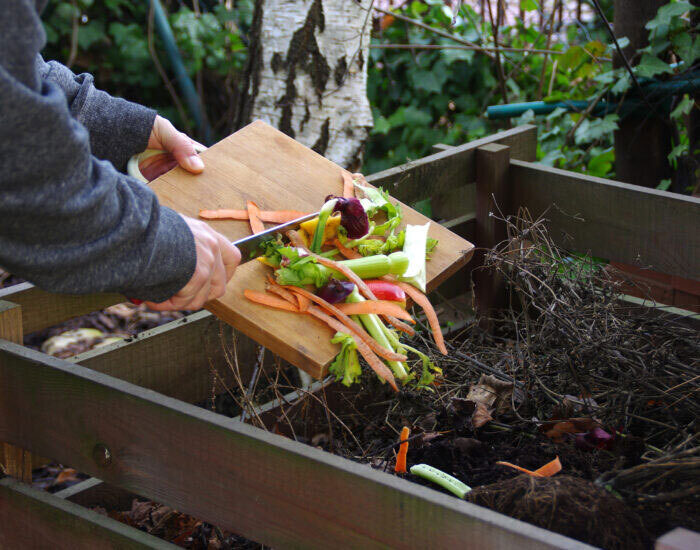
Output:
[363, 1, 620, 177]
[41, 0, 251, 136]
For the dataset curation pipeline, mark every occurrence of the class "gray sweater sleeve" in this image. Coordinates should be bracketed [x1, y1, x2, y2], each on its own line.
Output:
[37, 56, 157, 172]
[0, 1, 196, 302]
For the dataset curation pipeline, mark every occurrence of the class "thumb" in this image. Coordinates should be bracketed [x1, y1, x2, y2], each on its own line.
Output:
[170, 136, 204, 174]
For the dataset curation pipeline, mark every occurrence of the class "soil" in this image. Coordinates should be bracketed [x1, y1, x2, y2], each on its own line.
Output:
[466, 475, 651, 550]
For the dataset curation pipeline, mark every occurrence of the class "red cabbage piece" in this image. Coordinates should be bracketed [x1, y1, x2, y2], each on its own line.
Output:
[317, 279, 355, 304]
[325, 195, 369, 238]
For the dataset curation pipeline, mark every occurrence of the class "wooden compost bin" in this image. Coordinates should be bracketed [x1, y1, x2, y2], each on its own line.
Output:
[1, 125, 698, 549]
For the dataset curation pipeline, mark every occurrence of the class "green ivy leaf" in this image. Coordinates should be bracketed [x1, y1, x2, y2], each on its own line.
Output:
[372, 116, 392, 135]
[520, 0, 538, 12]
[672, 33, 700, 65]
[646, 2, 694, 31]
[574, 114, 619, 145]
[671, 95, 695, 120]
[656, 178, 672, 191]
[635, 53, 673, 78]
[587, 149, 614, 177]
[410, 69, 446, 94]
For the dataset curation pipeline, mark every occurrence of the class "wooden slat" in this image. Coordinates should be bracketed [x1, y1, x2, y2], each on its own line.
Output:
[69, 310, 254, 405]
[0, 478, 174, 549]
[474, 144, 511, 320]
[511, 160, 700, 281]
[0, 282, 122, 335]
[0, 341, 592, 550]
[368, 124, 537, 204]
[0, 300, 32, 482]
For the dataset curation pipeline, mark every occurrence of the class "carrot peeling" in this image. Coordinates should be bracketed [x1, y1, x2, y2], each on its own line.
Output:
[396, 282, 447, 355]
[246, 201, 265, 235]
[283, 285, 407, 362]
[336, 301, 414, 323]
[395, 426, 411, 474]
[333, 239, 362, 260]
[341, 170, 355, 198]
[496, 456, 562, 478]
[199, 209, 309, 223]
[243, 289, 299, 312]
[307, 305, 398, 391]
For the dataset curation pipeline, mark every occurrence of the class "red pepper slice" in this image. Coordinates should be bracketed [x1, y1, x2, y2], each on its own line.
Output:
[364, 280, 406, 304]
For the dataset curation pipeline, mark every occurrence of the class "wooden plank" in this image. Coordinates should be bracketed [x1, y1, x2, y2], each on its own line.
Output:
[55, 478, 138, 512]
[511, 160, 700, 281]
[474, 144, 512, 320]
[368, 124, 536, 204]
[656, 528, 700, 550]
[0, 478, 175, 549]
[0, 300, 32, 482]
[69, 311, 254, 405]
[0, 342, 592, 550]
[0, 282, 122, 335]
[149, 120, 474, 379]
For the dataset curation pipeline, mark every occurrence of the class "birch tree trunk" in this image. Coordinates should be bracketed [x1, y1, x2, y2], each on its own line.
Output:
[237, 0, 373, 170]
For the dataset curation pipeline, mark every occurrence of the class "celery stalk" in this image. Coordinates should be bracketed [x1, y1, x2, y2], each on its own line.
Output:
[275, 252, 409, 287]
[346, 289, 408, 380]
[398, 223, 430, 293]
[310, 198, 338, 253]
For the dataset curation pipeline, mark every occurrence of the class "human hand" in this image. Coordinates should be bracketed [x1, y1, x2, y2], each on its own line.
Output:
[147, 115, 205, 174]
[144, 216, 240, 311]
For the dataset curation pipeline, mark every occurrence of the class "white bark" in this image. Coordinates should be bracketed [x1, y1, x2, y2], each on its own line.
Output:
[251, 0, 373, 168]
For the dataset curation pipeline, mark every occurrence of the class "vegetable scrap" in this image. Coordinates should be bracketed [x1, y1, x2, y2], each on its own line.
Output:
[394, 426, 411, 473]
[198, 209, 309, 222]
[410, 464, 471, 498]
[203, 170, 445, 390]
[496, 456, 562, 478]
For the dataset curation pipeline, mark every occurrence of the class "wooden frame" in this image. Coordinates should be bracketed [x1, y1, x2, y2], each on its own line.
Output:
[1, 125, 697, 548]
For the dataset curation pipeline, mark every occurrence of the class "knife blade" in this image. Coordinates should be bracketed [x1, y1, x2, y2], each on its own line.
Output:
[232, 211, 319, 262]
[128, 211, 319, 305]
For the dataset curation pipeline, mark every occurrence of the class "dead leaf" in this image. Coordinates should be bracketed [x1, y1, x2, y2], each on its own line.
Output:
[472, 402, 493, 428]
[552, 395, 600, 419]
[467, 374, 514, 415]
[54, 468, 79, 485]
[541, 418, 601, 442]
[448, 397, 494, 429]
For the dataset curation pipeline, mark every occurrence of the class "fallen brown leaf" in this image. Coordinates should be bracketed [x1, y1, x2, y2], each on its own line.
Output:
[541, 418, 601, 442]
[472, 402, 494, 428]
[467, 374, 514, 415]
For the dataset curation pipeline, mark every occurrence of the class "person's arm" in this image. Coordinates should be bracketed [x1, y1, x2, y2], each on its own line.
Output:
[38, 56, 206, 175]
[0, 1, 237, 305]
[36, 55, 157, 173]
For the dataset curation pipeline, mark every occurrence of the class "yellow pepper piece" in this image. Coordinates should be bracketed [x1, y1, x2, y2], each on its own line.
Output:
[299, 213, 341, 244]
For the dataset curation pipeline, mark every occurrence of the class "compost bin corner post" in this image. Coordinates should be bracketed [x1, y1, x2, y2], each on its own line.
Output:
[474, 143, 511, 329]
[0, 300, 32, 483]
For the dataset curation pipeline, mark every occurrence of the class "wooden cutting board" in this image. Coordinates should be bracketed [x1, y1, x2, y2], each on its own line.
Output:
[150, 120, 474, 378]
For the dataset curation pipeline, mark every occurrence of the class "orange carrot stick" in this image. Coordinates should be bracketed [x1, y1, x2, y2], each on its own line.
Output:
[307, 305, 398, 392]
[199, 209, 310, 223]
[341, 170, 355, 198]
[396, 282, 447, 355]
[395, 426, 411, 473]
[283, 286, 407, 362]
[534, 456, 562, 477]
[243, 289, 299, 312]
[496, 456, 562, 478]
[336, 301, 415, 323]
[265, 276, 298, 305]
[333, 238, 362, 259]
[199, 209, 249, 220]
[246, 201, 265, 234]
